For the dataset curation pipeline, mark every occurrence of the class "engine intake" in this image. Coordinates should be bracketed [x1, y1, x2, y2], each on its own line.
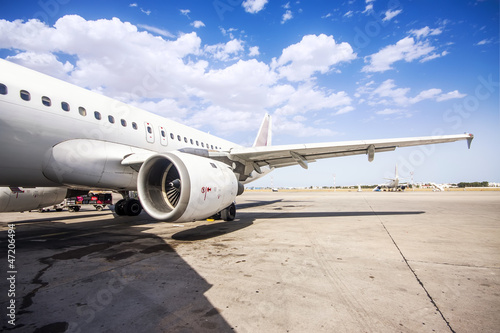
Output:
[137, 151, 239, 222]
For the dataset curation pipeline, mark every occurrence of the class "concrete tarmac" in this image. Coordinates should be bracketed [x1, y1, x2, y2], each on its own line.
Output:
[1, 191, 499, 332]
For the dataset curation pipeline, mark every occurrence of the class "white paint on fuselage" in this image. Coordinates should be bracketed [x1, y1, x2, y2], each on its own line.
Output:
[0, 59, 242, 187]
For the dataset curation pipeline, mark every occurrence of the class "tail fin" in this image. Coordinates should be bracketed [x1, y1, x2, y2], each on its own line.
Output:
[253, 113, 272, 147]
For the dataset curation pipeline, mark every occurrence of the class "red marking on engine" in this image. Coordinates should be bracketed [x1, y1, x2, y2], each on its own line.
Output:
[201, 187, 212, 200]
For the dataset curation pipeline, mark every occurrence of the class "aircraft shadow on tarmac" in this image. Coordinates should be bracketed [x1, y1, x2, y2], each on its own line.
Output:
[0, 211, 236, 333]
[237, 210, 425, 220]
[0, 201, 425, 332]
[9, 211, 115, 224]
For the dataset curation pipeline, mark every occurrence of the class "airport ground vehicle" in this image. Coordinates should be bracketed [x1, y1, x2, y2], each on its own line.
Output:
[65, 193, 113, 212]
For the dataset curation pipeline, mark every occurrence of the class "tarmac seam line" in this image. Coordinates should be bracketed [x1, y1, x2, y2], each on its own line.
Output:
[363, 197, 456, 333]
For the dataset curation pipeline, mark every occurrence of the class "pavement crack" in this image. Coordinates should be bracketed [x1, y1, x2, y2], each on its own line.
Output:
[379, 221, 456, 333]
[363, 197, 456, 333]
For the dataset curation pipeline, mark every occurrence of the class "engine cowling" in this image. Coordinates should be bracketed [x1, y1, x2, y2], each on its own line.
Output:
[0, 187, 68, 212]
[137, 151, 239, 222]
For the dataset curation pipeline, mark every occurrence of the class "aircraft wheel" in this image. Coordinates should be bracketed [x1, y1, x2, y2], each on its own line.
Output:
[221, 203, 236, 221]
[125, 199, 142, 216]
[115, 199, 126, 216]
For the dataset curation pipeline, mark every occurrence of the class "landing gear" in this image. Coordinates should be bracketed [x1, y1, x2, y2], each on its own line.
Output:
[115, 198, 142, 216]
[220, 203, 236, 221]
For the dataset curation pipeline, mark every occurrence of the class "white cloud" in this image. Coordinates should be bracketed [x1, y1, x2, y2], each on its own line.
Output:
[275, 83, 353, 116]
[344, 11, 354, 18]
[409, 88, 442, 104]
[436, 90, 467, 101]
[376, 108, 403, 115]
[273, 115, 340, 138]
[242, 0, 268, 14]
[363, 0, 375, 14]
[204, 39, 244, 61]
[248, 46, 260, 56]
[420, 50, 449, 63]
[410, 26, 443, 39]
[137, 24, 175, 38]
[191, 20, 205, 28]
[180, 9, 190, 17]
[382, 9, 402, 21]
[281, 10, 293, 24]
[476, 38, 492, 46]
[362, 37, 435, 72]
[6, 52, 74, 80]
[360, 79, 466, 108]
[371, 79, 411, 105]
[0, 16, 354, 140]
[362, 26, 449, 73]
[274, 34, 356, 81]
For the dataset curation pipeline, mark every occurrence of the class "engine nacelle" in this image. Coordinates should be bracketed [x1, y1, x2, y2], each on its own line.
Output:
[137, 152, 239, 222]
[0, 187, 68, 212]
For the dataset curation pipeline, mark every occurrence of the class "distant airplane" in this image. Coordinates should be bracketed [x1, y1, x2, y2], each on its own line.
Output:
[373, 165, 408, 192]
[0, 59, 474, 221]
[429, 183, 445, 192]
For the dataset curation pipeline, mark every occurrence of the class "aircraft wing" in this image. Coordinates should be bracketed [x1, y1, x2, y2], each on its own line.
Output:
[228, 133, 474, 170]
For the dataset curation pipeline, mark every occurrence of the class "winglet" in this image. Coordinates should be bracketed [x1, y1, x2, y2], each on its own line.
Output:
[253, 113, 272, 147]
[466, 133, 474, 149]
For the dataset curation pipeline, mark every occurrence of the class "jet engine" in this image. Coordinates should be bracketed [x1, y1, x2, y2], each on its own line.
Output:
[0, 187, 67, 212]
[137, 151, 242, 222]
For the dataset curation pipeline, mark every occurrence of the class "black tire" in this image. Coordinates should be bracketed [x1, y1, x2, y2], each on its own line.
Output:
[221, 203, 236, 221]
[115, 199, 126, 216]
[125, 199, 142, 216]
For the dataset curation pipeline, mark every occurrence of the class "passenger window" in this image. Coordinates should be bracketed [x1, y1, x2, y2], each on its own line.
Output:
[190, 139, 193, 145]
[196, 141, 199, 146]
[170, 133, 174, 140]
[61, 102, 70, 111]
[132, 122, 138, 130]
[42, 96, 51, 107]
[161, 130, 166, 137]
[108, 115, 115, 124]
[79, 107, 87, 116]
[147, 126, 152, 134]
[177, 135, 181, 141]
[20, 90, 31, 101]
[184, 137, 188, 143]
[201, 143, 205, 148]
[0, 83, 7, 95]
[121, 119, 127, 127]
[94, 111, 101, 120]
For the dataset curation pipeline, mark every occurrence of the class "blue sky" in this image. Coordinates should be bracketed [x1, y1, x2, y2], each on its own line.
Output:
[1, 0, 498, 187]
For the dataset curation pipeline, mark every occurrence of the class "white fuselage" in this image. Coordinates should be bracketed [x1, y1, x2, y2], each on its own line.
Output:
[0, 59, 259, 189]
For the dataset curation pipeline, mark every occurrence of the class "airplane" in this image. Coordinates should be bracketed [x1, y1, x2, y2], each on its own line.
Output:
[373, 164, 408, 192]
[0, 59, 474, 222]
